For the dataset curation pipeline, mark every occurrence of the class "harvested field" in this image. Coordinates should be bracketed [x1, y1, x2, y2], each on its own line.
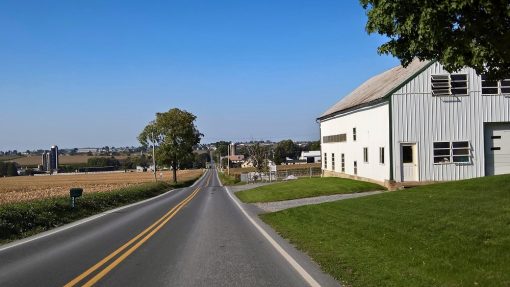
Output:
[0, 169, 203, 204]
[10, 155, 129, 166]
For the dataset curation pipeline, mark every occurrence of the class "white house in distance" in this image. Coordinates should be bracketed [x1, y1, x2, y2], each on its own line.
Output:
[318, 59, 510, 188]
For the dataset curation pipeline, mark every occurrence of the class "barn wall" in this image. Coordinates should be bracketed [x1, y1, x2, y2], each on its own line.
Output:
[391, 62, 510, 182]
[320, 102, 390, 182]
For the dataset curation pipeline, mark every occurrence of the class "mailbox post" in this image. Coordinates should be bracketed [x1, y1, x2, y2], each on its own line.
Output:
[70, 188, 83, 208]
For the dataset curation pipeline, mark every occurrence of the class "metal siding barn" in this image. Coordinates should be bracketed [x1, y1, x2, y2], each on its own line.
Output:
[320, 60, 510, 186]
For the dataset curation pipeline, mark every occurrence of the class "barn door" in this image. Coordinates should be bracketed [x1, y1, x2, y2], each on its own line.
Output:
[401, 143, 418, 181]
[485, 123, 510, 176]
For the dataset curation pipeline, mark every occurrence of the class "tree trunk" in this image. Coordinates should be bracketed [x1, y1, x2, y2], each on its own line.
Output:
[172, 162, 177, 183]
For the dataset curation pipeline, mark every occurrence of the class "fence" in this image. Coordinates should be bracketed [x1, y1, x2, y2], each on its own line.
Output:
[240, 167, 322, 183]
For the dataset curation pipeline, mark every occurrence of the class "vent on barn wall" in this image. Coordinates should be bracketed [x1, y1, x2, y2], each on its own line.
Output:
[431, 75, 450, 96]
[431, 74, 468, 97]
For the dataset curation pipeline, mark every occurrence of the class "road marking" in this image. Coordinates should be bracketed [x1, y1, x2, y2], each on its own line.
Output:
[0, 170, 209, 253]
[219, 172, 321, 287]
[65, 185, 203, 286]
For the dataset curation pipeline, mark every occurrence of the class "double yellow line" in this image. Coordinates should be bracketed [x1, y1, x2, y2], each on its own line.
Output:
[65, 174, 210, 286]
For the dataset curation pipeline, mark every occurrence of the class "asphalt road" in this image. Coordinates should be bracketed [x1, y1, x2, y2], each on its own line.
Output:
[0, 168, 339, 287]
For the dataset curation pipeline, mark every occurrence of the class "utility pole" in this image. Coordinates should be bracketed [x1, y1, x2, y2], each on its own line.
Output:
[152, 131, 156, 182]
[227, 143, 230, 176]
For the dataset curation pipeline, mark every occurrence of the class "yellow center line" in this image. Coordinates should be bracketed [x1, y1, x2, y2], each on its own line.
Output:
[65, 184, 203, 287]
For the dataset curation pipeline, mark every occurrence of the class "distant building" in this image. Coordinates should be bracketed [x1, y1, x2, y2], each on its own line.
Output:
[299, 151, 321, 163]
[41, 145, 59, 172]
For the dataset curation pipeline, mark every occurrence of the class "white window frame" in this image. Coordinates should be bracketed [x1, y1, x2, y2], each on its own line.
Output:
[481, 76, 510, 96]
[433, 141, 471, 164]
[331, 153, 335, 171]
[324, 153, 327, 169]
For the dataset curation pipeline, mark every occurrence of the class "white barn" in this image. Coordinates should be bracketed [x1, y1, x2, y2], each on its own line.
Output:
[318, 60, 510, 188]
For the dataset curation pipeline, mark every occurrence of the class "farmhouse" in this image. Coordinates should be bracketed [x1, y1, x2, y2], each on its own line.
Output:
[318, 60, 510, 188]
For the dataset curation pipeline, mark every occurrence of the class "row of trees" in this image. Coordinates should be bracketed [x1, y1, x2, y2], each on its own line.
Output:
[0, 162, 18, 177]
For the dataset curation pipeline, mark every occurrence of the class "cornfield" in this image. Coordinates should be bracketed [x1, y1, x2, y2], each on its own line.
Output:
[0, 170, 203, 205]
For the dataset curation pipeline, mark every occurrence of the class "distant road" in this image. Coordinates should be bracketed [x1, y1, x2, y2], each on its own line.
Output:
[0, 167, 338, 286]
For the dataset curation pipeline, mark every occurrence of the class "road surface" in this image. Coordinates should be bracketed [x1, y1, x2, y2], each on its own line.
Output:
[0, 168, 338, 286]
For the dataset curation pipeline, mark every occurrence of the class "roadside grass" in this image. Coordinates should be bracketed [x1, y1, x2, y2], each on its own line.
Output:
[236, 177, 384, 203]
[218, 171, 245, 186]
[261, 174, 510, 287]
[0, 177, 200, 244]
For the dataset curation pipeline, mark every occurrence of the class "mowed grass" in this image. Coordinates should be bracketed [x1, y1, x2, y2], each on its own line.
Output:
[236, 177, 384, 203]
[0, 170, 203, 204]
[261, 175, 510, 287]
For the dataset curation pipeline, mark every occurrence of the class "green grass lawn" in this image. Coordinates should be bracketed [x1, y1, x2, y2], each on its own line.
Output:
[236, 177, 384, 203]
[218, 171, 245, 186]
[261, 175, 510, 287]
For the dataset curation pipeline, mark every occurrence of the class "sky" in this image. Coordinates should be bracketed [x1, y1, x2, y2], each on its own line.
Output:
[0, 0, 399, 151]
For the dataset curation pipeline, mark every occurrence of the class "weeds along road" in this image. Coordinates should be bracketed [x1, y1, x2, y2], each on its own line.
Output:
[0, 167, 336, 287]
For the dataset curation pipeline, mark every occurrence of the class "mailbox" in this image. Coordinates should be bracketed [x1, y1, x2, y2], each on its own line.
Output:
[70, 188, 83, 208]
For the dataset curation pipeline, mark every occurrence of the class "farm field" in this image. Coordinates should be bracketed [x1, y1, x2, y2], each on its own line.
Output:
[9, 154, 129, 166]
[0, 169, 202, 204]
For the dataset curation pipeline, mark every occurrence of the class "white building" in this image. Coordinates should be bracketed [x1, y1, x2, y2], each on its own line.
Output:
[299, 150, 321, 163]
[318, 60, 510, 188]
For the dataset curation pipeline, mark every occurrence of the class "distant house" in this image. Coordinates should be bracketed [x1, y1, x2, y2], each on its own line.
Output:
[318, 59, 510, 188]
[299, 150, 321, 163]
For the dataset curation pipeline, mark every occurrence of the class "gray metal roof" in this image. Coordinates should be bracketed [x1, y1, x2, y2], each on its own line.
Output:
[319, 59, 432, 119]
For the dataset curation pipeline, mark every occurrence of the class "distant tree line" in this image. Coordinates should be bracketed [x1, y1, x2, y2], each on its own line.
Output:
[0, 162, 18, 177]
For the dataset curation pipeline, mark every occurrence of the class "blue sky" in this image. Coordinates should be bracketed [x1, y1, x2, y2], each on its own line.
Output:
[0, 0, 399, 151]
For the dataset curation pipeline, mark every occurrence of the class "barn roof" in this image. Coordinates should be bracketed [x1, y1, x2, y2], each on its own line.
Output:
[319, 59, 433, 120]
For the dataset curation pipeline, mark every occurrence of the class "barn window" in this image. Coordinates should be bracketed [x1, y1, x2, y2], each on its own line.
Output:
[341, 153, 345, 172]
[433, 141, 471, 164]
[324, 153, 327, 169]
[452, 141, 470, 163]
[431, 74, 468, 96]
[331, 153, 335, 171]
[379, 147, 385, 164]
[482, 75, 510, 95]
[363, 147, 368, 163]
[354, 161, 357, 175]
[353, 128, 357, 141]
[433, 142, 451, 163]
[451, 74, 468, 95]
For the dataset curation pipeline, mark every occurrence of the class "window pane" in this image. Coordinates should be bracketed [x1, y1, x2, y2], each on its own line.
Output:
[501, 87, 510, 94]
[452, 141, 469, 148]
[434, 142, 450, 149]
[482, 88, 498, 95]
[434, 149, 451, 156]
[434, 156, 451, 163]
[453, 156, 469, 163]
[451, 74, 467, 82]
[451, 88, 468, 95]
[402, 146, 413, 163]
[453, 149, 469, 155]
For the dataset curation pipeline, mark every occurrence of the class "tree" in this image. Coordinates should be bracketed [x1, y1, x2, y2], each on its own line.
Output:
[247, 143, 269, 172]
[273, 140, 298, 165]
[6, 162, 18, 176]
[138, 108, 202, 183]
[361, 0, 510, 79]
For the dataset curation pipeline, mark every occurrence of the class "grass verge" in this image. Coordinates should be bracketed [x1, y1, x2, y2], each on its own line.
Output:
[260, 174, 510, 287]
[218, 171, 245, 186]
[236, 177, 383, 203]
[0, 177, 199, 244]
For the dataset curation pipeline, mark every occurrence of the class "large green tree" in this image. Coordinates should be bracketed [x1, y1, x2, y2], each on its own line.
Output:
[138, 108, 202, 183]
[361, 0, 510, 79]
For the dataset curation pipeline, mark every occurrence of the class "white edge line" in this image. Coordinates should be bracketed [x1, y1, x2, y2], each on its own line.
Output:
[0, 170, 209, 253]
[217, 170, 321, 287]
